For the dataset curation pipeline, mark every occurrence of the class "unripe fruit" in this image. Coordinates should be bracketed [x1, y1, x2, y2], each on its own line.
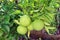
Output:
[20, 15, 31, 26]
[27, 24, 33, 31]
[32, 20, 44, 31]
[17, 26, 27, 35]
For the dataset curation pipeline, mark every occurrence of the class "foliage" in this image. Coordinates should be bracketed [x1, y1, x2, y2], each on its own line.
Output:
[0, 0, 60, 40]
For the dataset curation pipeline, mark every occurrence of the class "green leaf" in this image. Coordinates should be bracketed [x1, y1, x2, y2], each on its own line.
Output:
[3, 15, 10, 24]
[45, 26, 57, 35]
[19, 0, 28, 8]
[12, 10, 21, 14]
[8, 35, 15, 40]
[0, 29, 3, 37]
[0, 37, 6, 40]
[2, 25, 10, 33]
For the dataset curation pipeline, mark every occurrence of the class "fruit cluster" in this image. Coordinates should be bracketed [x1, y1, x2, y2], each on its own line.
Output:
[14, 13, 56, 35]
[16, 15, 44, 35]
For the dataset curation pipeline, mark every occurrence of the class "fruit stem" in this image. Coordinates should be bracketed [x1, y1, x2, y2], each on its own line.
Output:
[14, 20, 20, 24]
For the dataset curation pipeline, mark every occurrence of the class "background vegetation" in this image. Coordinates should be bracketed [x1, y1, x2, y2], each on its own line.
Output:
[0, 0, 60, 40]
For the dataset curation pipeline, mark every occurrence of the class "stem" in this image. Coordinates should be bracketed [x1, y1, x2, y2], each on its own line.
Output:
[57, 8, 60, 28]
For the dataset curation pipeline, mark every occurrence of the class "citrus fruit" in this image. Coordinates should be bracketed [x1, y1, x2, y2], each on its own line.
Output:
[20, 15, 31, 26]
[27, 24, 33, 31]
[17, 26, 27, 35]
[32, 20, 44, 31]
